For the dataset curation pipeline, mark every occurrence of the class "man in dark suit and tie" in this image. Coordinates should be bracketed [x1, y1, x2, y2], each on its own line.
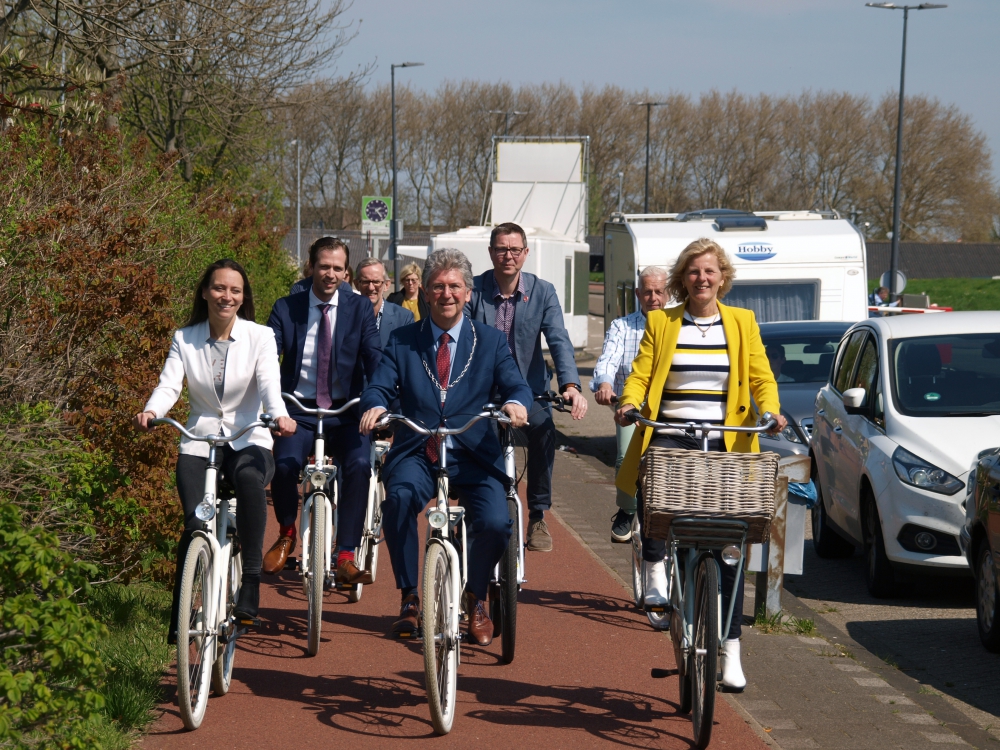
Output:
[359, 248, 530, 645]
[265, 237, 382, 584]
[354, 257, 414, 347]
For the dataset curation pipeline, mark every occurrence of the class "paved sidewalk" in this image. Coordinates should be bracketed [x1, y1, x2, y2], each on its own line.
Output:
[547, 312, 996, 749]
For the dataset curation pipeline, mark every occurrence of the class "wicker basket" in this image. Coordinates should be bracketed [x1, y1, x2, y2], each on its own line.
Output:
[639, 447, 779, 544]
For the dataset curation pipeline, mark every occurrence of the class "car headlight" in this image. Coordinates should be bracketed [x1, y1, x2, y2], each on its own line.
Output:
[892, 446, 964, 495]
[759, 418, 803, 444]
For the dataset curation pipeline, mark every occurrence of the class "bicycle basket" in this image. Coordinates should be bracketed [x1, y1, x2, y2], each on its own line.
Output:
[639, 448, 779, 544]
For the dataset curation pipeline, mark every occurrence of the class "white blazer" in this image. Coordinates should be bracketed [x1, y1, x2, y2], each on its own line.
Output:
[144, 318, 289, 457]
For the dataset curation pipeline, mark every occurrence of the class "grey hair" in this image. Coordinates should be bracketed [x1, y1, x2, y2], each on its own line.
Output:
[355, 256, 387, 278]
[638, 265, 667, 284]
[422, 248, 473, 290]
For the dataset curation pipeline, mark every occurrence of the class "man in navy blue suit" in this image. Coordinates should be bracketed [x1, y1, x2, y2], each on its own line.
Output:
[359, 249, 530, 645]
[265, 237, 382, 584]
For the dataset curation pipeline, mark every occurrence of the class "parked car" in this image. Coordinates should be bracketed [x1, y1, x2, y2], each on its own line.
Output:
[757, 321, 854, 458]
[811, 312, 1000, 597]
[961, 447, 1000, 651]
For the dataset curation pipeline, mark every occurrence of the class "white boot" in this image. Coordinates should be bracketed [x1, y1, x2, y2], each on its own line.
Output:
[643, 559, 668, 607]
[721, 638, 746, 692]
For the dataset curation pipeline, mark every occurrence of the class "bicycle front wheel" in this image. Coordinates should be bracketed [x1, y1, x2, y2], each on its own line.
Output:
[211, 547, 241, 696]
[177, 536, 213, 730]
[423, 543, 458, 735]
[630, 514, 643, 608]
[691, 556, 719, 749]
[307, 495, 326, 656]
[498, 496, 519, 664]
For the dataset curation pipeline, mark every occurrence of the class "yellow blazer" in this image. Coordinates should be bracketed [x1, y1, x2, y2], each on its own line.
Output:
[615, 301, 780, 495]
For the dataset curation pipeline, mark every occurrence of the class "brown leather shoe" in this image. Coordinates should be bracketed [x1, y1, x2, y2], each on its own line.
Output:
[335, 558, 373, 586]
[391, 594, 420, 637]
[527, 518, 553, 552]
[262, 535, 295, 575]
[466, 593, 493, 647]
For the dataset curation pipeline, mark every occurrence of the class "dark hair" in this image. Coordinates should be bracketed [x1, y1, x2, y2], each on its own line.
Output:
[308, 236, 350, 267]
[490, 222, 527, 249]
[186, 259, 255, 326]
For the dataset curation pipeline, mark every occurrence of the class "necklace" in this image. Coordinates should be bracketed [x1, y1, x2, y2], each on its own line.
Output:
[421, 318, 478, 405]
[692, 314, 718, 338]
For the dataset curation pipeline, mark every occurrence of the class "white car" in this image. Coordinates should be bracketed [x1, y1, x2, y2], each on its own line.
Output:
[811, 311, 1000, 597]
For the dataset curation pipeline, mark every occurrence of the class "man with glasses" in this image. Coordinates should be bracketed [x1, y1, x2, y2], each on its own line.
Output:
[468, 222, 587, 553]
[355, 257, 414, 347]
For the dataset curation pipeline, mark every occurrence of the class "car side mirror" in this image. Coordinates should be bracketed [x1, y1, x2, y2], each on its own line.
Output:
[843, 387, 866, 414]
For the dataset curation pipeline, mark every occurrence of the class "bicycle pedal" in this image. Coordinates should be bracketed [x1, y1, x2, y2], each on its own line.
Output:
[236, 617, 262, 629]
[643, 603, 673, 614]
[650, 668, 676, 679]
[395, 628, 420, 639]
[284, 556, 300, 571]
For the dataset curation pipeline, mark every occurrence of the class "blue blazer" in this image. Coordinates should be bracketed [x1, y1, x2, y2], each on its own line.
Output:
[267, 288, 382, 421]
[379, 301, 415, 349]
[360, 316, 532, 482]
[467, 270, 581, 396]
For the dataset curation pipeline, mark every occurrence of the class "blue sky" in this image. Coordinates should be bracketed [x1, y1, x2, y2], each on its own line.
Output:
[331, 0, 999, 180]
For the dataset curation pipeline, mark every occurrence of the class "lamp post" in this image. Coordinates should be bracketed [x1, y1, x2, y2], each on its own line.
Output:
[290, 139, 301, 270]
[865, 2, 946, 301]
[617, 171, 624, 214]
[487, 109, 527, 137]
[391, 61, 424, 292]
[632, 101, 667, 214]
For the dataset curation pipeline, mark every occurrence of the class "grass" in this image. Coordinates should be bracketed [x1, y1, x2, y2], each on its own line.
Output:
[869, 277, 1000, 310]
[85, 583, 173, 748]
[590, 271, 604, 283]
[752, 607, 817, 636]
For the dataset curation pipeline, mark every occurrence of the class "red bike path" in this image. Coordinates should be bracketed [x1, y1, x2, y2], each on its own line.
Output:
[143, 505, 765, 749]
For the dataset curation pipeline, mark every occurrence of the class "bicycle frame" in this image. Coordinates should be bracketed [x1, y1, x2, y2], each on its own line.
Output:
[496, 422, 525, 585]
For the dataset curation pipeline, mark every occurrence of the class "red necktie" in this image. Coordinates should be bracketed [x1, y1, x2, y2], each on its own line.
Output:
[425, 332, 451, 463]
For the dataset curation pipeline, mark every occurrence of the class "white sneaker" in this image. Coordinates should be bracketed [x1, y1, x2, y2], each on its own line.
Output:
[643, 559, 668, 607]
[721, 638, 746, 692]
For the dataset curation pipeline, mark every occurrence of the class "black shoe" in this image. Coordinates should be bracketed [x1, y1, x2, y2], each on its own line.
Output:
[611, 509, 635, 544]
[233, 577, 260, 621]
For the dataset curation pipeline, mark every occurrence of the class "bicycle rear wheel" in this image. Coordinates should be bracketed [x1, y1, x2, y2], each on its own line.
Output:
[691, 556, 719, 749]
[423, 543, 458, 735]
[307, 495, 326, 656]
[177, 536, 213, 730]
[348, 479, 383, 603]
[669, 557, 691, 714]
[211, 547, 241, 696]
[498, 496, 519, 664]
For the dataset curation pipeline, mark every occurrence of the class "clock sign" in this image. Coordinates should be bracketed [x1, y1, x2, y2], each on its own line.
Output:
[365, 199, 389, 222]
[361, 195, 392, 235]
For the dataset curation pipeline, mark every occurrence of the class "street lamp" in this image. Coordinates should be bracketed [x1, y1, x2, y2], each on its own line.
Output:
[487, 109, 527, 137]
[865, 2, 946, 301]
[391, 61, 424, 292]
[631, 101, 667, 214]
[290, 139, 301, 270]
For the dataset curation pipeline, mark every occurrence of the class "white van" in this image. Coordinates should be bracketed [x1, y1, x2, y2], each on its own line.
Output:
[603, 209, 869, 326]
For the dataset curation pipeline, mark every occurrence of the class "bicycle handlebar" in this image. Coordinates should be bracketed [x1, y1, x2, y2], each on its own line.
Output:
[534, 390, 571, 413]
[149, 416, 274, 443]
[281, 393, 360, 417]
[623, 410, 778, 435]
[375, 408, 511, 436]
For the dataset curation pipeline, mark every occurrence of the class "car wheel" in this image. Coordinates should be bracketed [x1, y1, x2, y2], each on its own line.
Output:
[863, 496, 895, 599]
[811, 463, 854, 559]
[975, 542, 1000, 652]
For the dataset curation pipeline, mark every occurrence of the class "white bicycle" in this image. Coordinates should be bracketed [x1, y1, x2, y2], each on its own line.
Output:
[151, 415, 276, 730]
[376, 405, 515, 735]
[282, 393, 385, 656]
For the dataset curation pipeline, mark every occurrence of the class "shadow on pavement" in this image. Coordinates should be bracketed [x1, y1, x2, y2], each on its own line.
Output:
[518, 588, 653, 632]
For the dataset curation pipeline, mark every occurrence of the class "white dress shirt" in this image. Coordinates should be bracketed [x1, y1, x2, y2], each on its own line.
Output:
[295, 287, 345, 401]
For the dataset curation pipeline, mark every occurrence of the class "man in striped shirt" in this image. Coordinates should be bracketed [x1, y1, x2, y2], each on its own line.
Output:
[591, 266, 668, 543]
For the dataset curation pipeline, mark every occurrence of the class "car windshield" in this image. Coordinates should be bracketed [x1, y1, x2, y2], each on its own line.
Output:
[891, 334, 1000, 417]
[758, 333, 845, 383]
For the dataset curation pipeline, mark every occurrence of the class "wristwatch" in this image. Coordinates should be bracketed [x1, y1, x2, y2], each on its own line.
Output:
[560, 383, 582, 394]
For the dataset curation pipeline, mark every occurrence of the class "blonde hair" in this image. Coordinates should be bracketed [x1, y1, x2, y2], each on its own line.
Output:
[399, 262, 422, 284]
[666, 238, 736, 303]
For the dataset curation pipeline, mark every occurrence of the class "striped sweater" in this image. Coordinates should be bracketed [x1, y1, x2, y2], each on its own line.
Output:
[658, 311, 729, 437]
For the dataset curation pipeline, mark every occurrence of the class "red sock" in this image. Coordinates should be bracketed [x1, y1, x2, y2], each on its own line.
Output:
[337, 550, 355, 565]
[279, 524, 296, 538]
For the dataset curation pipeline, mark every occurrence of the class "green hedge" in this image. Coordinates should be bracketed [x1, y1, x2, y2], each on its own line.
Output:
[869, 277, 1000, 311]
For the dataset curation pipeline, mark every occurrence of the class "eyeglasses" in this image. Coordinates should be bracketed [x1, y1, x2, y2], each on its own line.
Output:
[357, 278, 387, 287]
[402, 276, 420, 284]
[429, 283, 467, 295]
[490, 247, 526, 258]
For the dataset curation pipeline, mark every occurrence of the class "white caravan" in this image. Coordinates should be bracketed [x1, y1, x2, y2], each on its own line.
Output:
[603, 210, 869, 327]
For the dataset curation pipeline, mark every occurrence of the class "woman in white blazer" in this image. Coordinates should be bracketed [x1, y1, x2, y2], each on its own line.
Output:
[134, 259, 296, 638]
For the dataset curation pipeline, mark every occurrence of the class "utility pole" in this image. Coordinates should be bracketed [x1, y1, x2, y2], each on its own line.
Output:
[290, 139, 301, 270]
[866, 2, 946, 301]
[390, 62, 424, 292]
[632, 101, 667, 214]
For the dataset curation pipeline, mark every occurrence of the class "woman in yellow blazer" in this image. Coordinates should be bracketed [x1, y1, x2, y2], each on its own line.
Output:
[614, 237, 786, 692]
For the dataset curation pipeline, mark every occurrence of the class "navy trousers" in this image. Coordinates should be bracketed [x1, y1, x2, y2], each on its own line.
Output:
[383, 450, 512, 600]
[521, 400, 555, 516]
[272, 409, 371, 550]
